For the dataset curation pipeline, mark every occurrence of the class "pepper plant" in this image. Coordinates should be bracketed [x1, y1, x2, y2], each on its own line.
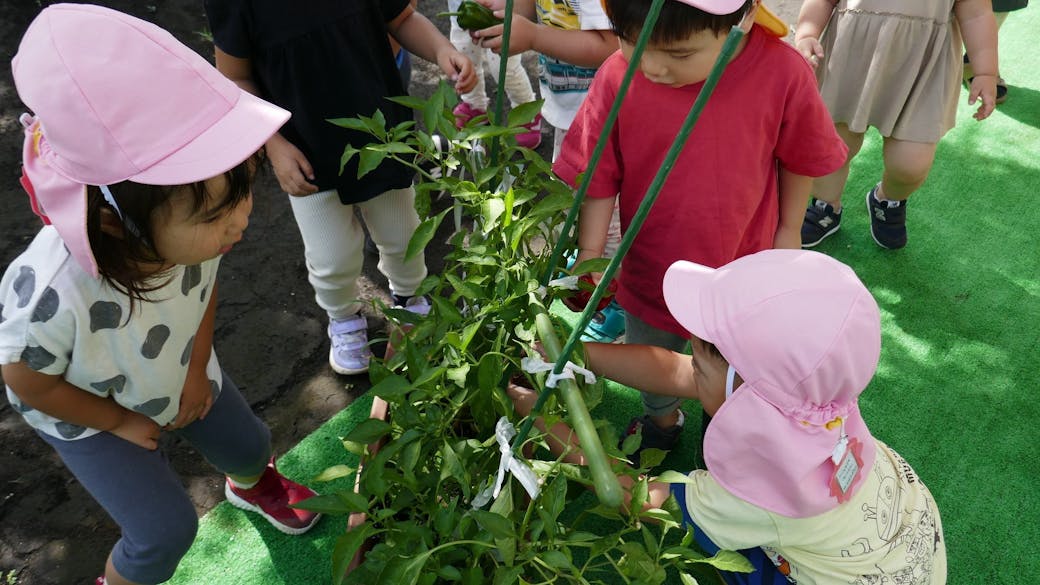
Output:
[294, 81, 752, 585]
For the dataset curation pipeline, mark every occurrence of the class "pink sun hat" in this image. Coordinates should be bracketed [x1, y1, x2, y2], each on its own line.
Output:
[671, 0, 789, 36]
[12, 3, 289, 276]
[662, 249, 881, 518]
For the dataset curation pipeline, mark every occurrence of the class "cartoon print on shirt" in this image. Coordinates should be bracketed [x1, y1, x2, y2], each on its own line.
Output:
[847, 455, 939, 585]
[761, 546, 797, 583]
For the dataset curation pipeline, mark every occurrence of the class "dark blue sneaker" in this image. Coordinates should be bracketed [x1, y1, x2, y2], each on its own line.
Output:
[619, 412, 684, 468]
[866, 184, 907, 249]
[801, 198, 842, 248]
[581, 299, 626, 343]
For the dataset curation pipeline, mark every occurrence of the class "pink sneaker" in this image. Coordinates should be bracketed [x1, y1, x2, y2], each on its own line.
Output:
[224, 458, 322, 535]
[516, 113, 543, 149]
[453, 102, 487, 129]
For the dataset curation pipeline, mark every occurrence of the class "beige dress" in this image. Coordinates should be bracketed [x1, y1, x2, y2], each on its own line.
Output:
[818, 0, 963, 143]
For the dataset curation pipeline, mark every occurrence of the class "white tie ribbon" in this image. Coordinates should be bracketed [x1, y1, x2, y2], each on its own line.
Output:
[547, 275, 580, 290]
[472, 417, 541, 508]
[521, 356, 597, 388]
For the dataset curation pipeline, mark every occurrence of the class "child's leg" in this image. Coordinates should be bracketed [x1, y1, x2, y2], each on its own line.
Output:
[39, 432, 199, 585]
[288, 189, 366, 318]
[487, 51, 537, 107]
[878, 137, 937, 202]
[173, 372, 271, 481]
[449, 21, 490, 111]
[810, 123, 866, 210]
[358, 186, 428, 298]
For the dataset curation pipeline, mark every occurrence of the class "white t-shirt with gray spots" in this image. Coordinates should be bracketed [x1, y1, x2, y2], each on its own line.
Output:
[0, 227, 223, 441]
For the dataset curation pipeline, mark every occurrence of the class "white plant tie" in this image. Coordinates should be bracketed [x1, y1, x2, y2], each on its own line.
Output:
[521, 356, 597, 388]
[472, 417, 541, 508]
[547, 275, 580, 290]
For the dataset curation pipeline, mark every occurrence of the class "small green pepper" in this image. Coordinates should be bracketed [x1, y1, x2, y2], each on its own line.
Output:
[438, 0, 503, 31]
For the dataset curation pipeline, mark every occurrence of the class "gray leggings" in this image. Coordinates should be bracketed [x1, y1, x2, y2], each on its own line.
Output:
[623, 311, 689, 417]
[39, 372, 271, 584]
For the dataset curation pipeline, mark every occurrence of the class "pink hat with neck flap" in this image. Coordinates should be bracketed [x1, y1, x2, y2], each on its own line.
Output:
[663, 249, 881, 518]
[12, 3, 289, 276]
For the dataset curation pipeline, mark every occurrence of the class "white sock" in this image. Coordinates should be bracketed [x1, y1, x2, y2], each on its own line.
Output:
[228, 476, 259, 490]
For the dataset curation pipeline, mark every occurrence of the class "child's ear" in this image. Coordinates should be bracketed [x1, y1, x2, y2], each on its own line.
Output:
[98, 208, 126, 239]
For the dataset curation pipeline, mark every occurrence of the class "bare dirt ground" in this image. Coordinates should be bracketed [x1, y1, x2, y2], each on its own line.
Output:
[0, 1, 802, 583]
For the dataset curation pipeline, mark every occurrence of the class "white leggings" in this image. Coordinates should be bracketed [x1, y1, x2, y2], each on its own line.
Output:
[450, 22, 536, 111]
[289, 187, 427, 318]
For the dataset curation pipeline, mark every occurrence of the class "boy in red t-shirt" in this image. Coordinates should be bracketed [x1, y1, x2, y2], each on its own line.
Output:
[552, 0, 847, 462]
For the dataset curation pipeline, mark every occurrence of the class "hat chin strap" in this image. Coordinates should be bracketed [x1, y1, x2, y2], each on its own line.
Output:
[725, 365, 736, 398]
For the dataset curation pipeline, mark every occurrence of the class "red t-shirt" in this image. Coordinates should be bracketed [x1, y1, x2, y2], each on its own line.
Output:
[553, 27, 847, 337]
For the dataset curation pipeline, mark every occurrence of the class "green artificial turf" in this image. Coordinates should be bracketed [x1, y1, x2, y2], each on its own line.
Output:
[170, 12, 1040, 584]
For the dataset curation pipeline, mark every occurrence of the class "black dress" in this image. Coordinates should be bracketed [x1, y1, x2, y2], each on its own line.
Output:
[206, 0, 415, 203]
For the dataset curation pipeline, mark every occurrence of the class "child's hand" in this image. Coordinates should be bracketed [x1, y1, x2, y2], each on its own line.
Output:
[265, 134, 319, 197]
[166, 370, 215, 430]
[472, 15, 536, 57]
[111, 411, 162, 450]
[968, 74, 997, 121]
[794, 37, 824, 69]
[439, 49, 478, 94]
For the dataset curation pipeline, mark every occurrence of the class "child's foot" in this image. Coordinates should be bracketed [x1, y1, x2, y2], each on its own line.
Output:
[224, 459, 322, 535]
[619, 411, 684, 468]
[391, 294, 432, 317]
[866, 184, 907, 249]
[801, 198, 842, 248]
[515, 113, 543, 149]
[328, 313, 371, 375]
[580, 299, 626, 343]
[453, 102, 487, 129]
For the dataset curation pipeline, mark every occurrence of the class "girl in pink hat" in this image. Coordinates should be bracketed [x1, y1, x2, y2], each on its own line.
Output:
[1, 5, 325, 584]
[510, 249, 946, 584]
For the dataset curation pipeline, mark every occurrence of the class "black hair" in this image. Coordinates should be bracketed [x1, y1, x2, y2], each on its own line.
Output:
[604, 0, 754, 44]
[85, 153, 261, 309]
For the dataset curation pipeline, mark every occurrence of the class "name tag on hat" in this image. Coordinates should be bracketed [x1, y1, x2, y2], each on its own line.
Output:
[828, 435, 863, 503]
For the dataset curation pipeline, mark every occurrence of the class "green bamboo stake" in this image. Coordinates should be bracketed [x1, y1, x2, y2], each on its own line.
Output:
[489, 0, 515, 165]
[515, 17, 752, 460]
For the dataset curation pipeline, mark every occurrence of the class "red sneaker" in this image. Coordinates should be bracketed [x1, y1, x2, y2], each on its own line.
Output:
[515, 113, 543, 149]
[95, 578, 106, 585]
[224, 458, 322, 535]
[452, 102, 487, 129]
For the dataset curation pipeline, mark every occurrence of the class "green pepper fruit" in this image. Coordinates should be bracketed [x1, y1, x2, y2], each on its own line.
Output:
[438, 0, 503, 31]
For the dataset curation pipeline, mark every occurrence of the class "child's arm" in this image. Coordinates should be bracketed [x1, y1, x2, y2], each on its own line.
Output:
[955, 0, 999, 121]
[793, 0, 837, 68]
[583, 342, 699, 400]
[2, 362, 161, 450]
[775, 168, 813, 249]
[473, 0, 618, 68]
[165, 286, 219, 430]
[214, 49, 319, 197]
[575, 196, 615, 267]
[389, 4, 478, 93]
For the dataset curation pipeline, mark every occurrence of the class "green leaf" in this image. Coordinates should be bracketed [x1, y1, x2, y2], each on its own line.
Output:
[328, 117, 372, 132]
[313, 464, 356, 483]
[476, 353, 501, 392]
[370, 374, 413, 401]
[447, 363, 471, 388]
[506, 100, 544, 127]
[339, 145, 360, 175]
[638, 448, 668, 470]
[701, 550, 754, 573]
[469, 509, 516, 540]
[474, 165, 502, 188]
[679, 573, 699, 585]
[480, 198, 506, 234]
[629, 477, 649, 517]
[423, 86, 446, 134]
[387, 95, 428, 110]
[332, 523, 372, 585]
[541, 549, 572, 570]
[292, 491, 367, 515]
[572, 257, 611, 275]
[357, 148, 388, 179]
[406, 208, 450, 262]
[344, 418, 392, 444]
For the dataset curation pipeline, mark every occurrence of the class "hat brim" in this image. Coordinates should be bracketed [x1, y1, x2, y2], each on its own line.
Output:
[662, 260, 717, 341]
[131, 90, 289, 185]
